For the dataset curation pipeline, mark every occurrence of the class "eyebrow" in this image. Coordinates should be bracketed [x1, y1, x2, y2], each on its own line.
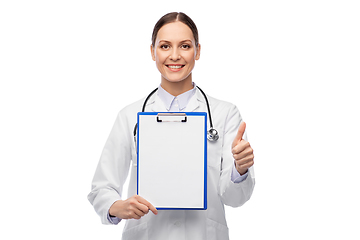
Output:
[158, 39, 193, 44]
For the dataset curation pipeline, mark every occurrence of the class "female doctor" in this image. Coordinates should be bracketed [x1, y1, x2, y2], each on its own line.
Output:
[88, 12, 255, 240]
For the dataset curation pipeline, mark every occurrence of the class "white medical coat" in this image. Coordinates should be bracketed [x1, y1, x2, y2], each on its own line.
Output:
[88, 88, 255, 240]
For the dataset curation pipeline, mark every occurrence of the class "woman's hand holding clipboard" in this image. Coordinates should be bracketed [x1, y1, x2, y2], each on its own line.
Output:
[109, 195, 158, 220]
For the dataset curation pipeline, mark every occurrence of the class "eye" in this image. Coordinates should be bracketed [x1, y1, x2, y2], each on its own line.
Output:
[160, 44, 170, 50]
[181, 44, 191, 49]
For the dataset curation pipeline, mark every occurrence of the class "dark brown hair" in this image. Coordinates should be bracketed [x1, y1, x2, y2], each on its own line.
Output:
[151, 12, 199, 47]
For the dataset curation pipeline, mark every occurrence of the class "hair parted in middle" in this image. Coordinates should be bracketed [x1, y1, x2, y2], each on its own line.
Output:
[151, 12, 199, 48]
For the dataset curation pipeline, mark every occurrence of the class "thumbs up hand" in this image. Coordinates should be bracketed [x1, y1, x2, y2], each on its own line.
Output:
[232, 122, 254, 175]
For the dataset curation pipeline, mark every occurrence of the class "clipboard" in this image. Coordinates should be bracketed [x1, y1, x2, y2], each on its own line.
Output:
[137, 112, 207, 210]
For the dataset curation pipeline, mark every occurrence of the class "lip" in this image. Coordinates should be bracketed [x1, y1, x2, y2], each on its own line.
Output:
[166, 64, 185, 72]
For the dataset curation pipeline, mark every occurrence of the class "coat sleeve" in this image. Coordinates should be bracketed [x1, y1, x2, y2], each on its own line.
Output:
[218, 104, 255, 207]
[87, 110, 132, 224]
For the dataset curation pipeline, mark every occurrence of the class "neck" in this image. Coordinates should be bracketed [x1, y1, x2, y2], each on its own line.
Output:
[161, 75, 194, 96]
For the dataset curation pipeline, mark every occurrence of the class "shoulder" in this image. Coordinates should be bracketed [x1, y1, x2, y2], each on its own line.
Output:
[206, 94, 240, 115]
[120, 97, 145, 114]
[113, 97, 147, 125]
[119, 88, 158, 116]
[202, 93, 243, 127]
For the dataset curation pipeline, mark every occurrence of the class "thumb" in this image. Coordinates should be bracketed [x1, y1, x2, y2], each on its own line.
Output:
[232, 122, 246, 148]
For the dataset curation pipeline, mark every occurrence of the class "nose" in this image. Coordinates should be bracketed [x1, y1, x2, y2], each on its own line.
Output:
[169, 48, 180, 61]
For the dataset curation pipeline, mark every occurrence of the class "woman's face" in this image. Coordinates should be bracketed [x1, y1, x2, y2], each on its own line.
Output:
[151, 21, 200, 85]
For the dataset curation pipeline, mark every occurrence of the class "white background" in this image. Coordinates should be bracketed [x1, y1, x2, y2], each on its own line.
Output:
[1, 0, 359, 239]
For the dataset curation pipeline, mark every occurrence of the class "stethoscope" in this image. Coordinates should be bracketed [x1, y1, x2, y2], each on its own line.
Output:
[133, 86, 219, 143]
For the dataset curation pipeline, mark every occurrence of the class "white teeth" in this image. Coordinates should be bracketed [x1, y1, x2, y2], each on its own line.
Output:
[168, 65, 183, 69]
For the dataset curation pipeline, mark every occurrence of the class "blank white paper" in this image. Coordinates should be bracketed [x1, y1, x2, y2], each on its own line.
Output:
[137, 113, 206, 209]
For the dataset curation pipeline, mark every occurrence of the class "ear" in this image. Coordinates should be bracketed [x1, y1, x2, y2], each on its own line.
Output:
[195, 43, 201, 60]
[150, 44, 156, 61]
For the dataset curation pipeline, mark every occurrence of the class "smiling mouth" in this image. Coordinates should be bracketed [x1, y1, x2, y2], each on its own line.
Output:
[166, 64, 185, 69]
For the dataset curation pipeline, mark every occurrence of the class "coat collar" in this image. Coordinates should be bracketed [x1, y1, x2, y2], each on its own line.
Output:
[146, 88, 206, 112]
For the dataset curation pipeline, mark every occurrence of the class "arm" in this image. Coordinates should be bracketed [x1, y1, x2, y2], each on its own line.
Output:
[218, 105, 255, 207]
[87, 111, 132, 225]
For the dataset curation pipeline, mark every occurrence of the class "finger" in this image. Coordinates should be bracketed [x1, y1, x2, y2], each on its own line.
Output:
[128, 209, 142, 219]
[148, 203, 158, 215]
[232, 122, 246, 149]
[232, 140, 251, 155]
[235, 154, 254, 165]
[233, 145, 253, 159]
[128, 197, 149, 216]
[132, 207, 147, 217]
[236, 160, 254, 172]
[136, 202, 150, 215]
[137, 196, 158, 215]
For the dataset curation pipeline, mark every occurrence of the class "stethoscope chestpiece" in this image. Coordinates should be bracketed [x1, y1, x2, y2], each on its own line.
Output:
[207, 128, 219, 142]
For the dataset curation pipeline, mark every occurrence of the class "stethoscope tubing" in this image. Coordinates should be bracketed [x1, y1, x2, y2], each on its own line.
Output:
[133, 86, 218, 141]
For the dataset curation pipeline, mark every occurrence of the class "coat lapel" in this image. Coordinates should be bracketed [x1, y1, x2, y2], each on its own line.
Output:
[184, 90, 201, 112]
